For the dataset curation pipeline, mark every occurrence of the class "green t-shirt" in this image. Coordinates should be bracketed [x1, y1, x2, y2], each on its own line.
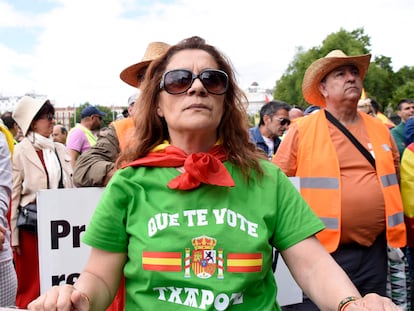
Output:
[391, 121, 405, 156]
[83, 160, 324, 311]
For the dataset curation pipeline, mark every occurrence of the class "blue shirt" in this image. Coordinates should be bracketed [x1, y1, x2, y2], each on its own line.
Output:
[248, 126, 281, 160]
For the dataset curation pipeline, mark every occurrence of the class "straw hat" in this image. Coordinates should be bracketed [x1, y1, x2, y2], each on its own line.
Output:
[120, 41, 170, 88]
[13, 96, 50, 136]
[302, 50, 371, 107]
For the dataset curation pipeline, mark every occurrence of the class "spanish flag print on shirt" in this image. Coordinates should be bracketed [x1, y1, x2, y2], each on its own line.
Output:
[226, 253, 263, 273]
[142, 235, 263, 278]
[142, 251, 182, 272]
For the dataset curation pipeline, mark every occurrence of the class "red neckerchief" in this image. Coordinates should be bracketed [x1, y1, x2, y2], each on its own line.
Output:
[124, 144, 235, 190]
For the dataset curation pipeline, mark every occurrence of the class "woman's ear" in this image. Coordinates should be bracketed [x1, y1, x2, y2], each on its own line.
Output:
[156, 105, 164, 117]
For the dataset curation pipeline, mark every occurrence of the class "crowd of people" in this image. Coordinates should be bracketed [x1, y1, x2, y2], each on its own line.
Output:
[0, 36, 412, 311]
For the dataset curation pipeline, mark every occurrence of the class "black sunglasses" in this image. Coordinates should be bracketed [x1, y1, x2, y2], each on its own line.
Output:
[160, 69, 229, 95]
[277, 118, 291, 126]
[39, 114, 55, 121]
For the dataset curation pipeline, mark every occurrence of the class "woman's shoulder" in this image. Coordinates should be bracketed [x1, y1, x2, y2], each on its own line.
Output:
[14, 137, 32, 152]
[226, 159, 284, 182]
[224, 158, 281, 173]
[54, 141, 66, 151]
[258, 159, 282, 172]
[54, 142, 72, 162]
[112, 164, 163, 181]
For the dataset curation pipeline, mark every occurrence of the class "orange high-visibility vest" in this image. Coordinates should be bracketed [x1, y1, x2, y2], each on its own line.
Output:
[112, 117, 134, 152]
[294, 110, 406, 252]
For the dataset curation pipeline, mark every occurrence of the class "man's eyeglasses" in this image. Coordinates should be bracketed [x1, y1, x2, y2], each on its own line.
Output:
[278, 118, 291, 126]
[39, 114, 55, 121]
[92, 115, 103, 120]
[160, 69, 229, 95]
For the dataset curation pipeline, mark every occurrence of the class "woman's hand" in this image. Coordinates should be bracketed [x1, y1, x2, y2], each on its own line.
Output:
[345, 293, 403, 310]
[28, 284, 90, 311]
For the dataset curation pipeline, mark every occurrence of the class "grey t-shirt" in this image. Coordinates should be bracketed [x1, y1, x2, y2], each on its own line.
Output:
[0, 130, 12, 263]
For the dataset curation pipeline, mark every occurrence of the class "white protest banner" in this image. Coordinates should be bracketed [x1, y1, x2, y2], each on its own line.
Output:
[275, 176, 302, 306]
[36, 181, 302, 305]
[37, 187, 104, 294]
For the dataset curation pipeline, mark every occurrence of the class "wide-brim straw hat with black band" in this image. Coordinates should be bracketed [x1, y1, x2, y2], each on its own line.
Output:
[302, 50, 371, 107]
[120, 41, 171, 88]
[13, 96, 50, 136]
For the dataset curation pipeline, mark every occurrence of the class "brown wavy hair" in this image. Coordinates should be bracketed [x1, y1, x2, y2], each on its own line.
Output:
[116, 36, 265, 180]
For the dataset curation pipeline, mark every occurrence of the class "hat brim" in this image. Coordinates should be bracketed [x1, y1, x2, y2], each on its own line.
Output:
[119, 60, 151, 88]
[119, 41, 171, 88]
[302, 54, 371, 107]
[12, 96, 49, 136]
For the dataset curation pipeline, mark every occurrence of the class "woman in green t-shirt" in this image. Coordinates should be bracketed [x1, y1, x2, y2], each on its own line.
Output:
[28, 37, 401, 311]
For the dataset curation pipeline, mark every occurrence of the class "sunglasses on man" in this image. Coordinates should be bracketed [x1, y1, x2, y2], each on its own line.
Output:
[277, 118, 291, 126]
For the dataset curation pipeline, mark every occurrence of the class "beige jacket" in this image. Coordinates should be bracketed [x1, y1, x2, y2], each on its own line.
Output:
[11, 137, 73, 246]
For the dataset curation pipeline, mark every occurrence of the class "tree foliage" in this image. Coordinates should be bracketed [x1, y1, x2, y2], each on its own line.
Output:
[391, 66, 414, 103]
[273, 27, 414, 112]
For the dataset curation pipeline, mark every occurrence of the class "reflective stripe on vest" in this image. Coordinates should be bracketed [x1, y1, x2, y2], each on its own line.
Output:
[320, 217, 339, 230]
[301, 177, 339, 230]
[388, 211, 404, 228]
[300, 177, 339, 189]
[381, 173, 398, 187]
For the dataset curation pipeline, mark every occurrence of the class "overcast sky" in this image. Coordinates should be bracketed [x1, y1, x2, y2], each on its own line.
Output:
[0, 0, 413, 108]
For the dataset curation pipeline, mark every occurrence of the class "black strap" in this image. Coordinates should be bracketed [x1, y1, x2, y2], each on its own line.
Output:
[55, 149, 65, 189]
[324, 110, 376, 169]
